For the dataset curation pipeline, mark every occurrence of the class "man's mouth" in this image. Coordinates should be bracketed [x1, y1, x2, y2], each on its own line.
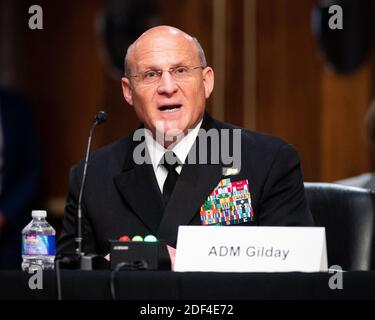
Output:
[158, 104, 182, 113]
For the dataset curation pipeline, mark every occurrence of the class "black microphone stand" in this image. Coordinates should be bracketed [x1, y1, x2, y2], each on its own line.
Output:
[57, 111, 109, 270]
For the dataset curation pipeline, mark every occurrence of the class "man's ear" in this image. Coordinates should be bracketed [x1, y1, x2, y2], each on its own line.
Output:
[202, 67, 215, 99]
[121, 77, 134, 106]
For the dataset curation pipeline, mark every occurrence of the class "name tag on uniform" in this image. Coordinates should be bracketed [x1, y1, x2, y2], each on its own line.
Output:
[174, 226, 327, 272]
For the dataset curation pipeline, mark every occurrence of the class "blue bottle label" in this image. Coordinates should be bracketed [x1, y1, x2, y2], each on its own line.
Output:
[22, 234, 55, 255]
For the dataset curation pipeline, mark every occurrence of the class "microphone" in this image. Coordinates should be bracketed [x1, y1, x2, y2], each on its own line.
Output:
[76, 111, 107, 259]
[95, 110, 108, 125]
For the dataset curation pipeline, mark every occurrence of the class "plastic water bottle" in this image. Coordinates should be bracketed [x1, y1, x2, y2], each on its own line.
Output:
[22, 210, 56, 271]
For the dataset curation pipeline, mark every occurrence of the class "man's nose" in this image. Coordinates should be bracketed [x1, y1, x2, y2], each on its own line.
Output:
[157, 71, 178, 95]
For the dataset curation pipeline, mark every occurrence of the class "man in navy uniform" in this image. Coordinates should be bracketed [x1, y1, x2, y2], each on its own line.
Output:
[58, 26, 314, 256]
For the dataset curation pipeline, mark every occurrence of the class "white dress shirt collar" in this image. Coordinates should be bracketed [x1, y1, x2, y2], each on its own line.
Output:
[145, 119, 203, 173]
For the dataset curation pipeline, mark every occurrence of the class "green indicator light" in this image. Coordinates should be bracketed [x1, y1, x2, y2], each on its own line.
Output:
[132, 235, 143, 242]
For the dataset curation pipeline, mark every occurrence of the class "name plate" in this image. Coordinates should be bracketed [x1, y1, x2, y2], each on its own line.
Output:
[174, 226, 327, 272]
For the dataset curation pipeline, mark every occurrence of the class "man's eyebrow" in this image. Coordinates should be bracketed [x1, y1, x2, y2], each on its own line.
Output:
[139, 61, 191, 71]
[170, 62, 190, 68]
[141, 65, 160, 71]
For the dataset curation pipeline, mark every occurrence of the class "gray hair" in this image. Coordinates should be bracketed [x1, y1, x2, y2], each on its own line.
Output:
[124, 36, 207, 77]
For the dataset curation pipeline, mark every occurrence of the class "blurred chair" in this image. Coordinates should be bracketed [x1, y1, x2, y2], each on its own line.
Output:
[0, 89, 41, 269]
[304, 182, 375, 271]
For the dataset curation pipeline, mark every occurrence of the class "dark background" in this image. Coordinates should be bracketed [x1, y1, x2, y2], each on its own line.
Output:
[1, 0, 374, 228]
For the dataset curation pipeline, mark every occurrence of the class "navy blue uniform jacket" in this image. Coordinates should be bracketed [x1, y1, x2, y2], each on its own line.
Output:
[58, 113, 314, 255]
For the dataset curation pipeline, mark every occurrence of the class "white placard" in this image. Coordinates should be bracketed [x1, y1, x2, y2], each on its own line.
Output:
[174, 226, 327, 272]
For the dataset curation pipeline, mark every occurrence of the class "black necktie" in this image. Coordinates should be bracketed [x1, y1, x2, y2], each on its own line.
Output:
[161, 151, 180, 206]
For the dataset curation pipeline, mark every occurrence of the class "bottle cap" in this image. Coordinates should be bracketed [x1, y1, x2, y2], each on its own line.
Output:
[31, 210, 47, 218]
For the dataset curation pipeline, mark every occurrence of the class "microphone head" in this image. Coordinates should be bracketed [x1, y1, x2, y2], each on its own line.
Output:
[95, 111, 108, 125]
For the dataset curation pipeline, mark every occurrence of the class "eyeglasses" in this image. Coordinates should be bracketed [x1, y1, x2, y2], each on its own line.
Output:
[127, 66, 204, 85]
